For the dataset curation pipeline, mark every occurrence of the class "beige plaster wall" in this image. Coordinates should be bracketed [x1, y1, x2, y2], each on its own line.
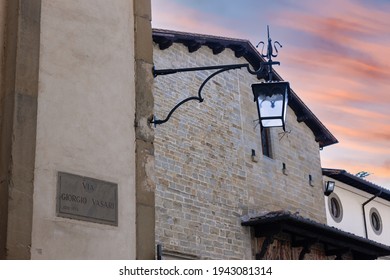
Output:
[0, 0, 7, 258]
[31, 0, 136, 259]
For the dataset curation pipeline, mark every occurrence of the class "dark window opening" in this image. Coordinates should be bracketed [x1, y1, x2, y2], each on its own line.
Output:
[372, 213, 380, 231]
[369, 208, 382, 235]
[261, 128, 272, 158]
[330, 198, 340, 218]
[328, 193, 343, 223]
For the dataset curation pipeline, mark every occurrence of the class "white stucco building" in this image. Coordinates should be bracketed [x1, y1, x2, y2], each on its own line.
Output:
[323, 168, 390, 247]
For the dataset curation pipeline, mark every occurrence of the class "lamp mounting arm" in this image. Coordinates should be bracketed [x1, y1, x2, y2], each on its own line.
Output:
[151, 26, 284, 126]
[151, 63, 264, 126]
[153, 64, 246, 78]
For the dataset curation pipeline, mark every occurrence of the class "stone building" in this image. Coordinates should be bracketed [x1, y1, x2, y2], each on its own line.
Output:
[152, 29, 390, 259]
[0, 0, 154, 259]
[1, 0, 388, 260]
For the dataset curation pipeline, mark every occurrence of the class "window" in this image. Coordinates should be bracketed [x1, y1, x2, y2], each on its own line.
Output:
[330, 198, 340, 217]
[261, 127, 272, 158]
[328, 193, 343, 223]
[369, 208, 382, 235]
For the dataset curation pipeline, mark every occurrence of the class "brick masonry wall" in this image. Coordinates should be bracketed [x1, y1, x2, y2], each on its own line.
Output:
[153, 42, 327, 259]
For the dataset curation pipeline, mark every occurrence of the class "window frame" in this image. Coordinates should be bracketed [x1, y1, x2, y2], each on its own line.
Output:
[327, 193, 343, 223]
[369, 207, 383, 235]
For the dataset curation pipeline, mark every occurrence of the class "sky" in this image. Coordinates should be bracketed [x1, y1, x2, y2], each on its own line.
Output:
[151, 0, 390, 188]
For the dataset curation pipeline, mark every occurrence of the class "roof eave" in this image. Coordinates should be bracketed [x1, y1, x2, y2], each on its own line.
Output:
[242, 211, 390, 259]
[323, 168, 390, 201]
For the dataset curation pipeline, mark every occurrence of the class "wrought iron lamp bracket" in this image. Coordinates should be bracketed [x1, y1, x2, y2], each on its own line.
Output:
[150, 63, 266, 126]
[150, 25, 283, 126]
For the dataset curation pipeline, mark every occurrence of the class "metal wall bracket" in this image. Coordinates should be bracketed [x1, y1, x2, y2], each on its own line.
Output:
[151, 26, 283, 126]
[151, 63, 263, 126]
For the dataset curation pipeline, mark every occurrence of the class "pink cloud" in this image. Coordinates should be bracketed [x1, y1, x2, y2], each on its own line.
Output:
[328, 106, 390, 122]
[276, 0, 390, 85]
[322, 157, 390, 188]
[151, 1, 243, 39]
[280, 0, 390, 36]
[328, 124, 390, 150]
[276, 1, 390, 189]
[151, 0, 390, 187]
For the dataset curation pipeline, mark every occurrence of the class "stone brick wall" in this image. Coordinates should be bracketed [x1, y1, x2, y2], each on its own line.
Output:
[0, 0, 41, 259]
[153, 42, 326, 259]
[134, 0, 155, 260]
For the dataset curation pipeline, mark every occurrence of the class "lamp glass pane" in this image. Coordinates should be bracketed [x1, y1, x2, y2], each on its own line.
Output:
[283, 87, 288, 122]
[261, 118, 283, 127]
[326, 181, 335, 192]
[257, 93, 284, 127]
[252, 82, 289, 129]
[258, 94, 284, 117]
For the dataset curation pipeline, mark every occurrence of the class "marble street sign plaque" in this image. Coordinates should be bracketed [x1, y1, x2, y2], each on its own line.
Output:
[57, 172, 118, 226]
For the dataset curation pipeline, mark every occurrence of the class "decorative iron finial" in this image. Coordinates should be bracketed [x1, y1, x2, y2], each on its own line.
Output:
[356, 171, 371, 178]
[256, 25, 283, 81]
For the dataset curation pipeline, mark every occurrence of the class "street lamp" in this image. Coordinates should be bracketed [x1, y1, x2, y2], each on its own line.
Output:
[251, 25, 288, 131]
[151, 26, 289, 130]
[324, 181, 336, 196]
[252, 81, 289, 131]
